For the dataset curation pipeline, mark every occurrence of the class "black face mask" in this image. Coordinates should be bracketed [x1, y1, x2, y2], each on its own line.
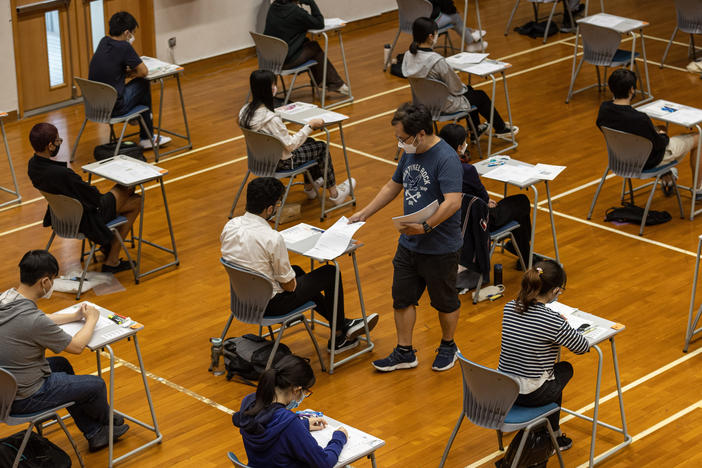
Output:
[49, 142, 61, 157]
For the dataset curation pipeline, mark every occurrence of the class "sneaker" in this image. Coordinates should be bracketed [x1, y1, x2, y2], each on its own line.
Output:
[431, 342, 458, 371]
[333, 84, 350, 96]
[373, 347, 418, 372]
[494, 124, 519, 138]
[470, 30, 487, 42]
[465, 41, 487, 52]
[101, 259, 135, 274]
[304, 177, 325, 200]
[326, 336, 359, 353]
[139, 135, 172, 149]
[329, 178, 357, 206]
[88, 423, 129, 452]
[344, 313, 379, 341]
[556, 433, 573, 451]
[661, 168, 678, 197]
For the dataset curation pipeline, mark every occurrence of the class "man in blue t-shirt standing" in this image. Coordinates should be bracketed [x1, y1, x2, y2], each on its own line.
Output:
[349, 103, 463, 372]
[89, 11, 170, 149]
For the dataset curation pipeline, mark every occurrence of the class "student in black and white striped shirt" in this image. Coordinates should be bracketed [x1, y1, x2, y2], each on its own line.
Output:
[498, 260, 589, 451]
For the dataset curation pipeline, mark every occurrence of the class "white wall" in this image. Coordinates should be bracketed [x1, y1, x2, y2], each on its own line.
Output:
[153, 0, 397, 65]
[0, 0, 19, 113]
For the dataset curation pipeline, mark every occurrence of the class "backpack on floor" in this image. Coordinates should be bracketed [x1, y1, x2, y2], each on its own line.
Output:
[390, 53, 406, 79]
[495, 427, 553, 468]
[93, 141, 146, 162]
[223, 334, 292, 382]
[0, 430, 72, 468]
[604, 203, 672, 226]
[514, 21, 559, 39]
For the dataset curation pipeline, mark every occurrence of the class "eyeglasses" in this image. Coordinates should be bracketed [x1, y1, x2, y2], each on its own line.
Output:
[396, 134, 416, 144]
[301, 389, 313, 399]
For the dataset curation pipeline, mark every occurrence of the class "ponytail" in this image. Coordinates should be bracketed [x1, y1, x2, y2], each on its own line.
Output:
[515, 259, 566, 313]
[409, 41, 419, 54]
[409, 17, 438, 54]
[243, 355, 315, 416]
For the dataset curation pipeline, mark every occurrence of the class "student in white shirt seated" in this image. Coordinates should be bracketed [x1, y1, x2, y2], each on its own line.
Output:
[239, 70, 356, 206]
[220, 177, 378, 352]
[498, 260, 589, 452]
[402, 17, 518, 139]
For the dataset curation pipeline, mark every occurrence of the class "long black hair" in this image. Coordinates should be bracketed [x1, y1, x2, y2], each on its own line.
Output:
[516, 259, 567, 313]
[240, 70, 277, 129]
[243, 355, 316, 417]
[409, 17, 438, 54]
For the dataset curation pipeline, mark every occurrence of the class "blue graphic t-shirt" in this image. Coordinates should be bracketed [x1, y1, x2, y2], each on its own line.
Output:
[391, 138, 463, 254]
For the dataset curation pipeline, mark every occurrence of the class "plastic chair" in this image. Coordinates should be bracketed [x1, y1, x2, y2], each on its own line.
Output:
[661, 0, 702, 67]
[0, 368, 85, 468]
[228, 128, 320, 229]
[217, 258, 326, 372]
[504, 0, 575, 44]
[227, 451, 251, 467]
[407, 77, 483, 159]
[383, 0, 456, 72]
[587, 127, 685, 236]
[566, 22, 643, 103]
[71, 77, 159, 162]
[250, 32, 318, 106]
[41, 192, 137, 299]
[438, 355, 565, 468]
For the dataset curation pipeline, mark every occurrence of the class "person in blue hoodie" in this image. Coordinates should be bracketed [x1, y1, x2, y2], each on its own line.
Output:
[232, 355, 348, 468]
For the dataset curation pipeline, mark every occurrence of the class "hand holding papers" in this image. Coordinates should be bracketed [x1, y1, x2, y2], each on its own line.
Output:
[392, 200, 439, 231]
[281, 218, 364, 261]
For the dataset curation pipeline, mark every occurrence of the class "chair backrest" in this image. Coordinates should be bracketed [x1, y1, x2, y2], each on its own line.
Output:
[74, 77, 118, 123]
[220, 258, 274, 325]
[676, 0, 702, 34]
[600, 126, 653, 178]
[40, 191, 85, 240]
[0, 368, 19, 423]
[579, 23, 623, 66]
[407, 77, 450, 121]
[227, 451, 251, 468]
[250, 32, 289, 74]
[397, 0, 433, 34]
[456, 354, 521, 430]
[240, 127, 287, 177]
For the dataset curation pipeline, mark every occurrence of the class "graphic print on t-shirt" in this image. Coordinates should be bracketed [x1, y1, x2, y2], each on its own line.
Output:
[403, 163, 431, 206]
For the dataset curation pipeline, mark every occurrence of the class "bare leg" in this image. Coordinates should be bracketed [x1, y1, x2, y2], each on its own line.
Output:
[395, 305, 417, 346]
[438, 309, 460, 341]
[687, 134, 701, 189]
[105, 185, 141, 266]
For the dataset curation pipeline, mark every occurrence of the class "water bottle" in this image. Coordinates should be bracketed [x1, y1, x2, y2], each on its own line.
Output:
[209, 338, 224, 376]
[384, 44, 391, 65]
[494, 263, 503, 286]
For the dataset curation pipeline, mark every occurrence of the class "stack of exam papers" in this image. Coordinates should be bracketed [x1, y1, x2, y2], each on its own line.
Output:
[482, 163, 565, 184]
[141, 56, 180, 76]
[446, 52, 489, 67]
[281, 217, 364, 261]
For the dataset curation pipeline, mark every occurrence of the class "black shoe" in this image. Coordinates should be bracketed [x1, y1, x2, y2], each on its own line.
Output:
[556, 433, 573, 451]
[326, 336, 359, 353]
[113, 414, 124, 426]
[344, 313, 379, 341]
[503, 241, 518, 257]
[101, 259, 135, 273]
[88, 423, 129, 452]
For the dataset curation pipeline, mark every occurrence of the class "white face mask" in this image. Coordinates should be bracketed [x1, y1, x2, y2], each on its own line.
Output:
[397, 135, 419, 154]
[41, 278, 54, 299]
[127, 32, 135, 45]
[457, 142, 468, 156]
[431, 34, 438, 48]
[548, 288, 562, 304]
[285, 389, 308, 410]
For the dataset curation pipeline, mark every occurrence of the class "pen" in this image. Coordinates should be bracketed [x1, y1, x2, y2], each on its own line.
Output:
[297, 410, 323, 417]
[98, 157, 115, 164]
[310, 227, 324, 233]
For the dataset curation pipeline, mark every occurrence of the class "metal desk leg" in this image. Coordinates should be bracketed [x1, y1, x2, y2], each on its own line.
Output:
[151, 74, 192, 158]
[631, 29, 653, 106]
[0, 119, 21, 208]
[528, 184, 540, 269]
[486, 74, 497, 157]
[135, 183, 146, 282]
[320, 128, 330, 221]
[475, 0, 485, 53]
[327, 260, 342, 374]
[544, 181, 560, 264]
[338, 123, 355, 205]
[690, 125, 702, 220]
[320, 125, 355, 219]
[566, 26, 581, 103]
[105, 345, 116, 467]
[370, 452, 378, 468]
[500, 71, 518, 153]
[175, 74, 193, 150]
[609, 338, 630, 449]
[588, 344, 604, 467]
[334, 30, 354, 107]
[155, 78, 165, 159]
[685, 236, 702, 352]
[320, 32, 329, 109]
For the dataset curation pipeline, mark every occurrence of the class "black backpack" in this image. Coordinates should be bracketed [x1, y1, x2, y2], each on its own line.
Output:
[495, 427, 553, 468]
[93, 141, 146, 162]
[223, 334, 292, 382]
[390, 53, 406, 79]
[0, 430, 71, 468]
[604, 203, 672, 226]
[514, 21, 559, 39]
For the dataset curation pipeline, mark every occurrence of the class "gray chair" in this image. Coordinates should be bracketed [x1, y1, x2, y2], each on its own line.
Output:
[383, 0, 456, 72]
[566, 22, 643, 103]
[438, 355, 565, 468]
[250, 32, 318, 106]
[504, 0, 576, 44]
[41, 192, 137, 299]
[227, 451, 251, 467]
[71, 77, 159, 162]
[0, 368, 85, 468]
[587, 127, 685, 236]
[407, 77, 483, 159]
[217, 258, 326, 372]
[661, 0, 702, 67]
[228, 128, 320, 229]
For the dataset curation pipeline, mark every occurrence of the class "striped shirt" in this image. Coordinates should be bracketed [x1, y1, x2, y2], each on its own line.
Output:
[498, 300, 589, 382]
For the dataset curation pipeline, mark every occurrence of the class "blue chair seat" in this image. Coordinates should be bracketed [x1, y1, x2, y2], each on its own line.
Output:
[502, 402, 560, 430]
[110, 105, 150, 123]
[275, 159, 318, 178]
[611, 49, 640, 65]
[106, 215, 128, 229]
[642, 160, 678, 176]
[260, 301, 316, 327]
[490, 221, 520, 239]
[281, 60, 318, 75]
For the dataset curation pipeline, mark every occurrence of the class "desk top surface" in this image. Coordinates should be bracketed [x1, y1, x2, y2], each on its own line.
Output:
[547, 301, 625, 347]
[83, 155, 167, 186]
[281, 223, 362, 260]
[57, 301, 141, 350]
[141, 56, 184, 80]
[638, 99, 702, 127]
[277, 102, 348, 125]
[447, 56, 511, 75]
[309, 18, 347, 34]
[578, 13, 649, 33]
[473, 157, 545, 188]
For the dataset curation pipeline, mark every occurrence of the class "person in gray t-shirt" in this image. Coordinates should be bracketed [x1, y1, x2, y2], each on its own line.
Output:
[0, 250, 129, 452]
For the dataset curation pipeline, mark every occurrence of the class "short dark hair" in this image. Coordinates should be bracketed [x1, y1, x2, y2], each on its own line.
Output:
[607, 69, 637, 99]
[410, 17, 438, 54]
[29, 123, 58, 153]
[109, 11, 138, 37]
[439, 123, 467, 151]
[245, 177, 285, 214]
[391, 102, 433, 136]
[19, 250, 59, 286]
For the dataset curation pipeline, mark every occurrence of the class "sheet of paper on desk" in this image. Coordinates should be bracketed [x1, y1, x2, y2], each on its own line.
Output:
[463, 60, 506, 75]
[586, 14, 624, 29]
[92, 158, 163, 185]
[276, 102, 317, 115]
[304, 111, 347, 123]
[670, 108, 702, 125]
[141, 56, 179, 74]
[447, 52, 489, 66]
[482, 164, 539, 184]
[303, 216, 364, 260]
[324, 18, 346, 28]
[280, 223, 320, 244]
[392, 200, 439, 231]
[533, 163, 566, 180]
[311, 423, 383, 466]
[566, 315, 592, 331]
[546, 301, 578, 317]
[60, 314, 114, 337]
[582, 326, 610, 343]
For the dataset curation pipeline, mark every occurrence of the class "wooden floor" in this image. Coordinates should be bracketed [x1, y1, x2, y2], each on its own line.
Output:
[1, 1, 701, 466]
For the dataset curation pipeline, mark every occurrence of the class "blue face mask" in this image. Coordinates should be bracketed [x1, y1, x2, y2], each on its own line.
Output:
[286, 389, 308, 410]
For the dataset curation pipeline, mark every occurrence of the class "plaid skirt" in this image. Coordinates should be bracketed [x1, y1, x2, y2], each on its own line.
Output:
[277, 138, 336, 187]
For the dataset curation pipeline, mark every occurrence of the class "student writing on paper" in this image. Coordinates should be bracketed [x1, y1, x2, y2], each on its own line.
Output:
[233, 355, 348, 468]
[88, 11, 170, 149]
[402, 18, 518, 140]
[27, 123, 141, 274]
[240, 70, 356, 205]
[0, 251, 130, 452]
[264, 0, 349, 95]
[596, 69, 701, 197]
[498, 260, 589, 452]
[440, 124, 532, 269]
[220, 178, 378, 353]
[349, 103, 463, 373]
[429, 0, 487, 52]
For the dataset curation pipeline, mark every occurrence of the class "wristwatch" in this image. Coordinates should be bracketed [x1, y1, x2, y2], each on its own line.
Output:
[422, 221, 433, 234]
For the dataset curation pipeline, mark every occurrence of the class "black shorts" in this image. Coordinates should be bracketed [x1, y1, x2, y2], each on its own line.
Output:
[99, 192, 117, 224]
[391, 244, 460, 313]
